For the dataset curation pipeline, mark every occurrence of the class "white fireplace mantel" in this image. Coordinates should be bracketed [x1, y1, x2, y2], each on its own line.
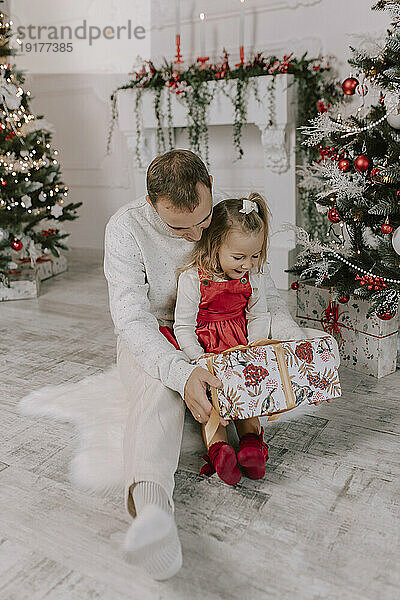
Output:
[116, 74, 297, 289]
[116, 74, 295, 175]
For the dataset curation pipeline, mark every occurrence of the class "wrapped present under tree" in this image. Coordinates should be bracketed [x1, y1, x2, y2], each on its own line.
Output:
[0, 253, 67, 301]
[296, 282, 399, 378]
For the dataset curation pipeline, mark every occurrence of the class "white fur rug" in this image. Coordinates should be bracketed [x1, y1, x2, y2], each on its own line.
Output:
[17, 365, 128, 497]
[17, 360, 318, 500]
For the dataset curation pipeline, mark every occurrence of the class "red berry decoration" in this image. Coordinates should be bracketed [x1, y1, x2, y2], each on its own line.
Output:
[377, 312, 395, 320]
[338, 158, 351, 172]
[354, 154, 371, 172]
[355, 274, 387, 290]
[338, 295, 350, 304]
[295, 342, 314, 364]
[381, 219, 393, 234]
[291, 281, 299, 290]
[328, 207, 341, 223]
[11, 238, 23, 251]
[342, 77, 359, 95]
[243, 364, 269, 388]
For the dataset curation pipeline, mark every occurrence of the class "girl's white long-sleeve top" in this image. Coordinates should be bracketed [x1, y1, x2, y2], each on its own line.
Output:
[173, 268, 271, 362]
[104, 190, 304, 399]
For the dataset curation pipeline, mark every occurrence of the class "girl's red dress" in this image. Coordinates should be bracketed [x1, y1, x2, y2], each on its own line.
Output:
[160, 269, 252, 353]
[195, 269, 252, 353]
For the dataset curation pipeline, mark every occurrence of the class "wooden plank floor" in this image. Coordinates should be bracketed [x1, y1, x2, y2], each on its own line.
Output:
[1, 248, 399, 600]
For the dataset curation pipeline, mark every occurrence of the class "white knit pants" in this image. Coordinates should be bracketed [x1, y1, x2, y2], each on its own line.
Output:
[117, 335, 186, 519]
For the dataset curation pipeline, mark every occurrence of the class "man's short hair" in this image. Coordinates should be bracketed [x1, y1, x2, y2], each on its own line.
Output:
[146, 149, 211, 211]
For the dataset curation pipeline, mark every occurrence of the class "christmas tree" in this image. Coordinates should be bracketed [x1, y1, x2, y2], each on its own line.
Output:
[286, 0, 400, 320]
[0, 1, 81, 287]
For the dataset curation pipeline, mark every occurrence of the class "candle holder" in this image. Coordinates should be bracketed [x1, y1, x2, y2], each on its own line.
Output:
[197, 56, 210, 69]
[235, 45, 245, 67]
[174, 34, 184, 66]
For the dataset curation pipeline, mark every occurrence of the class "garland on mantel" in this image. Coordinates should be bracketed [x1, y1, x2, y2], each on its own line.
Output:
[107, 50, 342, 236]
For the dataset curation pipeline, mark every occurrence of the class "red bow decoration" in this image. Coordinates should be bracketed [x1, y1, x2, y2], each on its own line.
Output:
[18, 255, 53, 264]
[320, 300, 345, 348]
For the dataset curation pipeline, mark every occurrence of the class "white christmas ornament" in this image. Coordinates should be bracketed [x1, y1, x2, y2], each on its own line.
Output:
[18, 118, 55, 136]
[26, 181, 43, 193]
[392, 225, 400, 256]
[51, 204, 63, 218]
[21, 194, 31, 208]
[0, 81, 21, 110]
[38, 192, 46, 202]
[386, 111, 400, 129]
[385, 92, 400, 128]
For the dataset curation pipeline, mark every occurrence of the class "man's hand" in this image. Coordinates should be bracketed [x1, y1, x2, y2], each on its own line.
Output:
[184, 366, 228, 426]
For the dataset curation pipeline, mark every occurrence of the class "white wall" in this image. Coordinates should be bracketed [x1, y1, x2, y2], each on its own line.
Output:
[20, 1, 389, 272]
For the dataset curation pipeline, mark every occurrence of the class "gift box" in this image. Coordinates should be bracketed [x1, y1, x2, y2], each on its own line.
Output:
[16, 254, 68, 281]
[0, 254, 68, 301]
[296, 283, 400, 379]
[0, 264, 41, 301]
[198, 335, 341, 445]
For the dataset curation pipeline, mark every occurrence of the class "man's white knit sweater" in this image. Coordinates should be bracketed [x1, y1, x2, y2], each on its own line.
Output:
[103, 191, 303, 399]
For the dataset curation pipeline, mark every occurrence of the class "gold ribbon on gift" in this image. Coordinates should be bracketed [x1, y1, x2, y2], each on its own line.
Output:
[204, 338, 297, 447]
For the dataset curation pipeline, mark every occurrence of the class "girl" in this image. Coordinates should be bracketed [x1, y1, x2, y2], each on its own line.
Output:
[173, 193, 272, 486]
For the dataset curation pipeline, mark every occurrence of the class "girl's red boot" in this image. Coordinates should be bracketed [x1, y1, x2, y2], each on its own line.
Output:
[237, 427, 269, 480]
[199, 441, 242, 485]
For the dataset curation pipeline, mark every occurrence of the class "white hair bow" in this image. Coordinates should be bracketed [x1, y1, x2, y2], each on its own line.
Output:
[239, 199, 258, 214]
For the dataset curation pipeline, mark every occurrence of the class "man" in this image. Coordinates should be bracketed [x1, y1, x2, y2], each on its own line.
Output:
[103, 149, 303, 580]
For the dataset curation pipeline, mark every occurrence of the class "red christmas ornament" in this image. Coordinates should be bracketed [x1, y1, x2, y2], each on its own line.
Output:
[341, 77, 359, 95]
[327, 207, 341, 223]
[291, 281, 299, 290]
[338, 295, 350, 304]
[377, 312, 395, 320]
[11, 238, 23, 251]
[338, 158, 351, 172]
[1, 179, 6, 186]
[354, 154, 371, 172]
[381, 219, 393, 234]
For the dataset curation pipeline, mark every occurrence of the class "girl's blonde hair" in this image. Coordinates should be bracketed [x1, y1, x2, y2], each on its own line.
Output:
[184, 192, 271, 278]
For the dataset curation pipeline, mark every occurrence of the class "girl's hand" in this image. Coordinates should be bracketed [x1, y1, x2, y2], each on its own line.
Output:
[184, 366, 228, 426]
[312, 397, 334, 406]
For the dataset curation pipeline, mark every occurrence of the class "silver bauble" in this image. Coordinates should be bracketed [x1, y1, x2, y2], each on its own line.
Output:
[386, 111, 400, 129]
[392, 225, 400, 256]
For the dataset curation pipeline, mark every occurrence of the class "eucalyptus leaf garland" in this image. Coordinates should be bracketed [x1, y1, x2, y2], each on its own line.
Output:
[107, 50, 341, 236]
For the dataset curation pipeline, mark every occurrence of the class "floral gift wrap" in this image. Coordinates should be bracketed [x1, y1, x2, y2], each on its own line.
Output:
[198, 336, 341, 446]
[296, 283, 400, 379]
